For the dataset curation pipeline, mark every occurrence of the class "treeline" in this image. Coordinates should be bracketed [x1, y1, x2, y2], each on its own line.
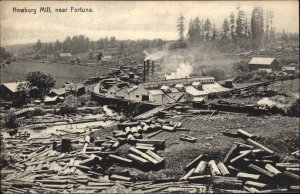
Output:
[34, 35, 166, 55]
[0, 47, 12, 63]
[177, 6, 298, 50]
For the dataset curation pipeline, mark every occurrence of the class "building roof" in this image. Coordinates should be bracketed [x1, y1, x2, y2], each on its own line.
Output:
[143, 77, 215, 88]
[58, 53, 72, 57]
[192, 97, 205, 102]
[49, 88, 66, 96]
[148, 89, 164, 95]
[202, 83, 230, 93]
[248, 57, 276, 65]
[169, 88, 179, 93]
[44, 96, 58, 102]
[1, 81, 29, 93]
[282, 66, 296, 71]
[185, 86, 208, 96]
[108, 85, 121, 93]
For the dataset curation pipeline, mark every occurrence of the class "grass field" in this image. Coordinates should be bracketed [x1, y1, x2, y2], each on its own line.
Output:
[0, 61, 112, 87]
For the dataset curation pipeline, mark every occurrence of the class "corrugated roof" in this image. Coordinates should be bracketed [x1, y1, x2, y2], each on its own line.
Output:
[148, 89, 164, 95]
[1, 81, 29, 93]
[185, 86, 208, 96]
[248, 57, 275, 65]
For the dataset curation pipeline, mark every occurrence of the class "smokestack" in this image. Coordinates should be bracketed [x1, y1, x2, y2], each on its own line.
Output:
[152, 60, 154, 80]
[147, 60, 150, 81]
[143, 60, 146, 83]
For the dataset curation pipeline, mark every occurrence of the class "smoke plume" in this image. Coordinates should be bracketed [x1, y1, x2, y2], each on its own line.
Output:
[257, 95, 299, 116]
[165, 62, 193, 80]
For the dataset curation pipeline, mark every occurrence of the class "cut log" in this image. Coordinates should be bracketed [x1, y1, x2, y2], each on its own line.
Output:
[237, 129, 254, 139]
[147, 130, 163, 138]
[248, 164, 275, 178]
[208, 160, 221, 176]
[223, 144, 239, 164]
[180, 168, 195, 181]
[283, 171, 300, 181]
[194, 161, 207, 174]
[230, 150, 251, 163]
[276, 163, 300, 168]
[244, 181, 267, 189]
[110, 174, 132, 182]
[265, 164, 282, 175]
[246, 139, 274, 155]
[129, 147, 158, 164]
[145, 150, 164, 163]
[217, 162, 230, 176]
[185, 154, 205, 171]
[127, 153, 149, 165]
[108, 154, 133, 164]
[237, 172, 260, 181]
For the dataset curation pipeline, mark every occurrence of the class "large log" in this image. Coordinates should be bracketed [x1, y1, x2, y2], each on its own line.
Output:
[265, 164, 282, 175]
[244, 181, 267, 189]
[246, 139, 274, 155]
[230, 150, 251, 163]
[185, 154, 205, 171]
[129, 147, 159, 164]
[276, 163, 300, 168]
[145, 150, 164, 163]
[194, 161, 207, 174]
[237, 129, 254, 139]
[217, 162, 230, 176]
[223, 144, 239, 164]
[127, 153, 149, 165]
[208, 160, 221, 176]
[248, 164, 275, 178]
[237, 172, 260, 181]
[180, 168, 195, 181]
[108, 154, 133, 164]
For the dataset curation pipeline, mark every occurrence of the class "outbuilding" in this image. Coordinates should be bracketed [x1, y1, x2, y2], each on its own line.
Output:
[248, 57, 280, 71]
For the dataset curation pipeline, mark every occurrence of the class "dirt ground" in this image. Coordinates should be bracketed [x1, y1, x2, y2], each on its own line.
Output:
[92, 112, 299, 180]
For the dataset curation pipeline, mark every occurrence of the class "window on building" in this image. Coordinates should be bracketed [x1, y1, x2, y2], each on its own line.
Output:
[136, 95, 139, 98]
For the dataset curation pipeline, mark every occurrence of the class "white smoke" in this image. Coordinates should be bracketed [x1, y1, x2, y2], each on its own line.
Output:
[103, 105, 117, 117]
[144, 50, 168, 61]
[165, 62, 193, 80]
[257, 97, 277, 107]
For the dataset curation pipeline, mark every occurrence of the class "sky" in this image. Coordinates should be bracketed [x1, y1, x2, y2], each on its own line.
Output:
[1, 0, 299, 46]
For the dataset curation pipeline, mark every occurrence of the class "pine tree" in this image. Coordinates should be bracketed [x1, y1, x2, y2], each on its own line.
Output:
[177, 14, 185, 42]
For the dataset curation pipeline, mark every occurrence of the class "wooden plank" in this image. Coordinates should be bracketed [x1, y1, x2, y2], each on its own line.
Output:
[244, 181, 267, 189]
[217, 162, 230, 176]
[230, 150, 251, 163]
[194, 161, 207, 174]
[180, 168, 195, 181]
[237, 129, 254, 139]
[185, 154, 205, 171]
[108, 154, 133, 164]
[223, 144, 239, 164]
[265, 164, 282, 175]
[237, 172, 260, 181]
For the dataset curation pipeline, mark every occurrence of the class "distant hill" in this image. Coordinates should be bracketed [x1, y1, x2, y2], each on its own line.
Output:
[4, 43, 35, 55]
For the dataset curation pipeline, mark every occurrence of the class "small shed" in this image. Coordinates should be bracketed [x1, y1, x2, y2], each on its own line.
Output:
[0, 81, 30, 100]
[248, 57, 280, 71]
[282, 66, 296, 74]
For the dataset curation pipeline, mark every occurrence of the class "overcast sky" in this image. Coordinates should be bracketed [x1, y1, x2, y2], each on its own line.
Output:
[1, 1, 299, 46]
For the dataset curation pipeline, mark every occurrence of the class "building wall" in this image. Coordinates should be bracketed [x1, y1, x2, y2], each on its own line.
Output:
[0, 85, 14, 100]
[149, 94, 163, 103]
[115, 89, 129, 99]
[128, 85, 149, 101]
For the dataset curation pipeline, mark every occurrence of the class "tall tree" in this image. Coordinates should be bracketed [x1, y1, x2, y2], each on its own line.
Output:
[236, 10, 246, 39]
[251, 7, 264, 47]
[222, 18, 230, 38]
[203, 18, 212, 41]
[35, 39, 43, 51]
[25, 71, 56, 97]
[177, 14, 185, 42]
[229, 12, 236, 41]
[54, 40, 62, 52]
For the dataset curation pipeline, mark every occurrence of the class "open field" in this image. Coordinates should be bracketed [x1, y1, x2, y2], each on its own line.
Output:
[0, 61, 111, 87]
[93, 112, 299, 179]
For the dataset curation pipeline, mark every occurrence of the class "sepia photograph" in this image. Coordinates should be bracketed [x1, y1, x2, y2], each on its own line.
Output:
[0, 0, 299, 193]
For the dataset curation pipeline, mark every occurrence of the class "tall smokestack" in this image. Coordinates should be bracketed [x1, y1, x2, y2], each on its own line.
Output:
[143, 60, 146, 83]
[152, 60, 154, 80]
[147, 60, 150, 81]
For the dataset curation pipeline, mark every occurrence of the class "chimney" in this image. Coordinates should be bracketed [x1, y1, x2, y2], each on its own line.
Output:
[152, 60, 154, 80]
[146, 60, 150, 81]
[143, 60, 146, 83]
